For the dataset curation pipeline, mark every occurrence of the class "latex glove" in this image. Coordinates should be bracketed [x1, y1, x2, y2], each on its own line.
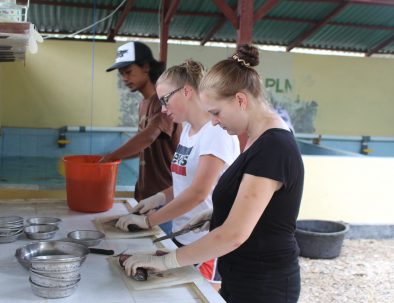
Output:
[123, 251, 180, 276]
[115, 213, 150, 231]
[131, 192, 166, 214]
[182, 209, 212, 233]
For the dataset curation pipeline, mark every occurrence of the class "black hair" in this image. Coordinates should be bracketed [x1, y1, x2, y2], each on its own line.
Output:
[135, 59, 166, 84]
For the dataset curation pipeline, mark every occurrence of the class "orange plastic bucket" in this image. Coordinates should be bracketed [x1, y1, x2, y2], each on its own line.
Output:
[63, 155, 121, 213]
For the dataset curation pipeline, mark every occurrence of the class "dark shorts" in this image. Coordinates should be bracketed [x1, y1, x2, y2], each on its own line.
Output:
[218, 258, 300, 303]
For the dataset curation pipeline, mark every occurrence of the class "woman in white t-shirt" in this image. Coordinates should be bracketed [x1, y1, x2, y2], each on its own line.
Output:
[115, 60, 240, 285]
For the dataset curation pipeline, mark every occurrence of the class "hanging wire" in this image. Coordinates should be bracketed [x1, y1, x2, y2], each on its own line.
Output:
[43, 0, 127, 40]
[89, 0, 97, 155]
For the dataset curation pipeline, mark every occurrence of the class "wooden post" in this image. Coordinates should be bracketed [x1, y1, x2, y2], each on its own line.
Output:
[159, 0, 170, 65]
[236, 0, 254, 45]
[159, 0, 180, 66]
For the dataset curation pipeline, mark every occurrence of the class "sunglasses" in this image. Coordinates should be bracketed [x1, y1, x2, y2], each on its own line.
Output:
[159, 87, 183, 107]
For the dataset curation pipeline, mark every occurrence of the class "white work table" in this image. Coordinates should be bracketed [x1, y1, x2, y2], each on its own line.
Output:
[0, 199, 225, 303]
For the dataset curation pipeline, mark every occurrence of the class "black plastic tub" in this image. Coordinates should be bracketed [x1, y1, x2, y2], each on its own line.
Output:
[295, 220, 350, 259]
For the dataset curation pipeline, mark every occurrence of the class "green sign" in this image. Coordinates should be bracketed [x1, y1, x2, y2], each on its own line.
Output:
[265, 78, 292, 93]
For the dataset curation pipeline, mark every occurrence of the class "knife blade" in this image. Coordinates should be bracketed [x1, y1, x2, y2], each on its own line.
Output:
[153, 219, 210, 243]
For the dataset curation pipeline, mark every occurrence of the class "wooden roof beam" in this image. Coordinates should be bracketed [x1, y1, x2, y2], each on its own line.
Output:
[348, 0, 394, 6]
[291, 0, 394, 6]
[164, 0, 180, 24]
[253, 0, 279, 24]
[30, 1, 222, 17]
[366, 35, 394, 56]
[107, 0, 135, 41]
[200, 18, 227, 46]
[159, 0, 170, 64]
[263, 16, 394, 31]
[329, 21, 394, 31]
[211, 0, 238, 28]
[286, 2, 349, 51]
[200, 3, 237, 46]
[30, 0, 394, 12]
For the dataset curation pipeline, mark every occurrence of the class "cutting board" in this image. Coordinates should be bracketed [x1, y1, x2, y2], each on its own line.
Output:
[93, 216, 161, 239]
[108, 255, 203, 290]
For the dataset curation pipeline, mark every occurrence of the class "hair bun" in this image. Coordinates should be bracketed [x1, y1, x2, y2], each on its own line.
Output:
[235, 44, 259, 67]
[182, 59, 205, 74]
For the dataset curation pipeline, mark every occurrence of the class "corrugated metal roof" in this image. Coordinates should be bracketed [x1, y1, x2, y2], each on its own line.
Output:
[269, 1, 339, 21]
[334, 4, 394, 27]
[307, 25, 391, 51]
[253, 19, 312, 45]
[305, 25, 391, 52]
[9, 0, 394, 56]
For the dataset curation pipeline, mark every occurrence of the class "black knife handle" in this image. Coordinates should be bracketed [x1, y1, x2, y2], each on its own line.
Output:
[89, 248, 115, 255]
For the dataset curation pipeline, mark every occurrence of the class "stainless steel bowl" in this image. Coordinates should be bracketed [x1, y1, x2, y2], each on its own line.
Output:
[67, 230, 105, 247]
[31, 255, 83, 272]
[26, 217, 61, 226]
[0, 229, 24, 243]
[0, 226, 24, 235]
[29, 278, 79, 299]
[30, 267, 81, 280]
[0, 216, 24, 226]
[15, 241, 89, 269]
[30, 269, 81, 288]
[0, 216, 24, 243]
[24, 224, 59, 240]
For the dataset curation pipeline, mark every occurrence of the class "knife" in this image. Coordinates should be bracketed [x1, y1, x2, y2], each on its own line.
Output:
[89, 248, 115, 255]
[153, 220, 210, 243]
[63, 239, 115, 255]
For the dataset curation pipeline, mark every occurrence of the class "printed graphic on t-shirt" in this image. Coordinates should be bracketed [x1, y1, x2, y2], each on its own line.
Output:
[171, 145, 193, 176]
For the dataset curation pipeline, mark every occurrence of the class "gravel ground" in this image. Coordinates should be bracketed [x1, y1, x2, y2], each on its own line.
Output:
[299, 239, 394, 303]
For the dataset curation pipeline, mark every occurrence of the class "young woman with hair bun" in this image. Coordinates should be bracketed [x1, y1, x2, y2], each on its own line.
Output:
[120, 46, 304, 303]
[115, 59, 240, 286]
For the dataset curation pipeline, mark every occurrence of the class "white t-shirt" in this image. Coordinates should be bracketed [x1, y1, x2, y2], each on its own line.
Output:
[171, 122, 240, 245]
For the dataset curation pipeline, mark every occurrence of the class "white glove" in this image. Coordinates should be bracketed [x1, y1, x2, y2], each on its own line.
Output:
[123, 251, 180, 276]
[131, 192, 166, 214]
[182, 208, 212, 233]
[115, 213, 150, 231]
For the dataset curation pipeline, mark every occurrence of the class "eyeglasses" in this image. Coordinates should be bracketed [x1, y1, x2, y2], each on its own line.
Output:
[159, 87, 183, 107]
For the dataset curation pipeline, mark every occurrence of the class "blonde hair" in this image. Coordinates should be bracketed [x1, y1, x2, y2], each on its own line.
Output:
[199, 44, 266, 100]
[157, 60, 205, 91]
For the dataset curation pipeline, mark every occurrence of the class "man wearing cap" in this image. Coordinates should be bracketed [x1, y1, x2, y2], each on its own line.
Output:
[102, 42, 181, 225]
